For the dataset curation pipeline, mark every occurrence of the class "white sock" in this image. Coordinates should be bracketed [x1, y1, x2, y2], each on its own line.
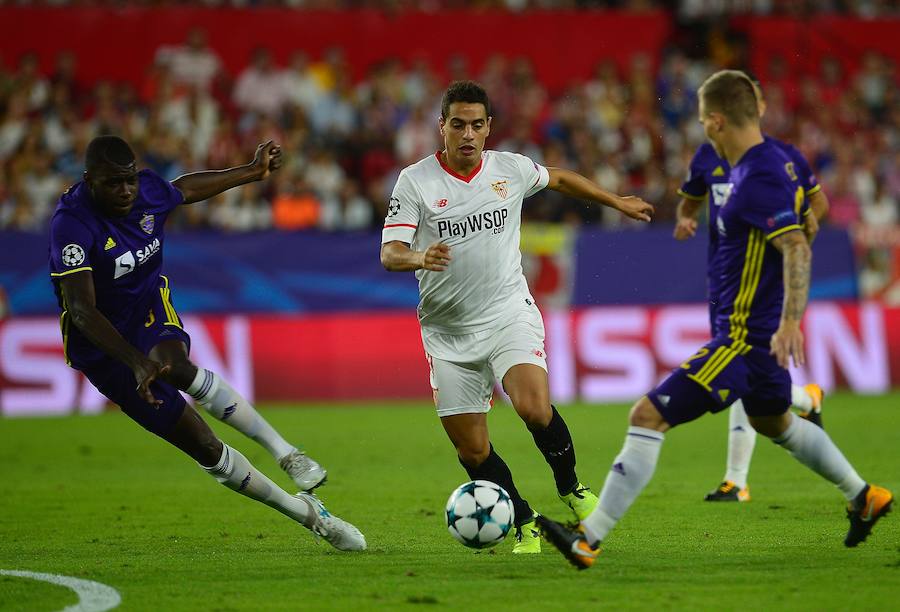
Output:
[773, 413, 866, 500]
[203, 444, 317, 528]
[582, 426, 664, 545]
[724, 400, 755, 489]
[187, 369, 295, 460]
[791, 385, 814, 411]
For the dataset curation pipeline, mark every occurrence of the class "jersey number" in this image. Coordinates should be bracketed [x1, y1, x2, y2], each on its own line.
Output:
[680, 347, 710, 370]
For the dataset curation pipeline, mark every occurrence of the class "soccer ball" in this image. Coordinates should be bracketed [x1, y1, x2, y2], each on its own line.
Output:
[445, 480, 515, 549]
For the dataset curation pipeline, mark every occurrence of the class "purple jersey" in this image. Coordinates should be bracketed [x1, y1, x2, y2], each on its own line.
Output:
[679, 137, 819, 332]
[49, 169, 184, 365]
[712, 139, 804, 347]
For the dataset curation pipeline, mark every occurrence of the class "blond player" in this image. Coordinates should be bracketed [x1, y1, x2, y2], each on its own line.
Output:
[380, 81, 654, 553]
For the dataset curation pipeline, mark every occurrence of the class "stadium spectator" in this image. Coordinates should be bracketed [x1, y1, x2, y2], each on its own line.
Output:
[0, 7, 895, 247]
[233, 48, 289, 119]
[155, 28, 223, 93]
[272, 176, 321, 229]
[283, 51, 324, 114]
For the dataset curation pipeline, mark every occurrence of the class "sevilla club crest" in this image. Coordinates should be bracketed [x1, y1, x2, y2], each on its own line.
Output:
[491, 180, 508, 199]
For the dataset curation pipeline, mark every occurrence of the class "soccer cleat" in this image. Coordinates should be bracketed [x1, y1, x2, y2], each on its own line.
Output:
[844, 484, 893, 548]
[535, 515, 599, 570]
[511, 515, 542, 554]
[797, 383, 824, 429]
[296, 492, 367, 551]
[279, 449, 327, 491]
[704, 480, 750, 502]
[559, 483, 599, 521]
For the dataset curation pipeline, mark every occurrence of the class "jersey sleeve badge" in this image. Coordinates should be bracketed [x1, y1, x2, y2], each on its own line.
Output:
[61, 244, 86, 267]
[387, 198, 401, 217]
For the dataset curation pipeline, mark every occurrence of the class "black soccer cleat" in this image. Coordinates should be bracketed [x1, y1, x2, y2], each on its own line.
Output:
[535, 515, 599, 570]
[845, 484, 893, 547]
[704, 480, 750, 502]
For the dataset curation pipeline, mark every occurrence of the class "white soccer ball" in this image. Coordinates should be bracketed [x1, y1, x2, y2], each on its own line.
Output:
[445, 480, 515, 549]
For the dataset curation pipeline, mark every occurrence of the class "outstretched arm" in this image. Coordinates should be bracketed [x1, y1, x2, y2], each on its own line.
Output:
[172, 140, 283, 204]
[769, 229, 812, 368]
[545, 167, 654, 222]
[59, 272, 169, 404]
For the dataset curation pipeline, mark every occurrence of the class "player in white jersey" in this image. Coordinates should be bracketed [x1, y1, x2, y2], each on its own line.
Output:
[381, 81, 654, 554]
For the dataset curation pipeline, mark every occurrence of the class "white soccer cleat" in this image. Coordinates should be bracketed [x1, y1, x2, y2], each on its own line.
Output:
[279, 449, 327, 491]
[295, 492, 367, 552]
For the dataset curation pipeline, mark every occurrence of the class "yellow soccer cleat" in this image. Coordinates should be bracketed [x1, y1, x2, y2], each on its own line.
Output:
[559, 483, 599, 521]
[511, 515, 542, 554]
[798, 383, 825, 428]
[845, 484, 893, 547]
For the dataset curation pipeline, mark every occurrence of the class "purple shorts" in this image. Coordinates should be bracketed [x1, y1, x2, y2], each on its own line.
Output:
[76, 278, 191, 436]
[647, 335, 791, 427]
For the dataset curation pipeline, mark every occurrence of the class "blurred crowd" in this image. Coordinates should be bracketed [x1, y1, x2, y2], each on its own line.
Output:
[2, 25, 897, 236]
[2, 1, 898, 16]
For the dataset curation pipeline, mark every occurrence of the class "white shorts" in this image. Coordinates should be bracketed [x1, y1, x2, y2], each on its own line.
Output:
[422, 304, 547, 418]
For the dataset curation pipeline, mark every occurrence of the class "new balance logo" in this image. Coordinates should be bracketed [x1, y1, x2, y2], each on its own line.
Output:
[611, 462, 626, 476]
[238, 472, 252, 491]
[222, 403, 237, 420]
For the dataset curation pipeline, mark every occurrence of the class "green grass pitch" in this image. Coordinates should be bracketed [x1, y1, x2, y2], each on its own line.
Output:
[1, 393, 898, 610]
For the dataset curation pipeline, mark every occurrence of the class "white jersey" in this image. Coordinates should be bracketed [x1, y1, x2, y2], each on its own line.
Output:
[382, 150, 549, 335]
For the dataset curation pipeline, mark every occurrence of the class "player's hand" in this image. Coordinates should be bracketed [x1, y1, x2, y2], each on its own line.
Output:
[674, 216, 698, 240]
[802, 212, 819, 245]
[132, 359, 171, 406]
[252, 140, 283, 180]
[420, 242, 451, 272]
[770, 322, 805, 369]
[615, 196, 655, 223]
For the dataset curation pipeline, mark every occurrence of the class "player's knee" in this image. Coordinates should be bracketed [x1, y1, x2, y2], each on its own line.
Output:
[515, 398, 551, 429]
[748, 413, 790, 438]
[508, 389, 551, 428]
[197, 432, 224, 467]
[629, 397, 667, 431]
[160, 357, 197, 390]
[457, 441, 491, 468]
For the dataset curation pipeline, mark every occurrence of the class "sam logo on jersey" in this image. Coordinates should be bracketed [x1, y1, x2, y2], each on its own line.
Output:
[113, 237, 161, 279]
[438, 208, 509, 239]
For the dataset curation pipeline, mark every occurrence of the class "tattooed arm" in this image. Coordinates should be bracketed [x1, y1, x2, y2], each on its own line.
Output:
[770, 229, 812, 368]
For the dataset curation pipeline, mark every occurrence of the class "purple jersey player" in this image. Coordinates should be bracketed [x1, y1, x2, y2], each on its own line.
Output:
[538, 71, 891, 569]
[49, 135, 364, 551]
[674, 74, 830, 503]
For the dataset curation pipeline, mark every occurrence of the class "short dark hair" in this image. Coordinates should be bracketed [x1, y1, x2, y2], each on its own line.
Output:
[699, 70, 758, 127]
[85, 135, 135, 172]
[441, 80, 491, 120]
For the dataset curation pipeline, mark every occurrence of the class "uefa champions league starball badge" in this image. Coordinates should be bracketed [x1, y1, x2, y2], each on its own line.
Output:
[139, 213, 155, 234]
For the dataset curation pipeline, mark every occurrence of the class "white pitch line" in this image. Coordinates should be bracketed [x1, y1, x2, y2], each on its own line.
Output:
[0, 569, 121, 612]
